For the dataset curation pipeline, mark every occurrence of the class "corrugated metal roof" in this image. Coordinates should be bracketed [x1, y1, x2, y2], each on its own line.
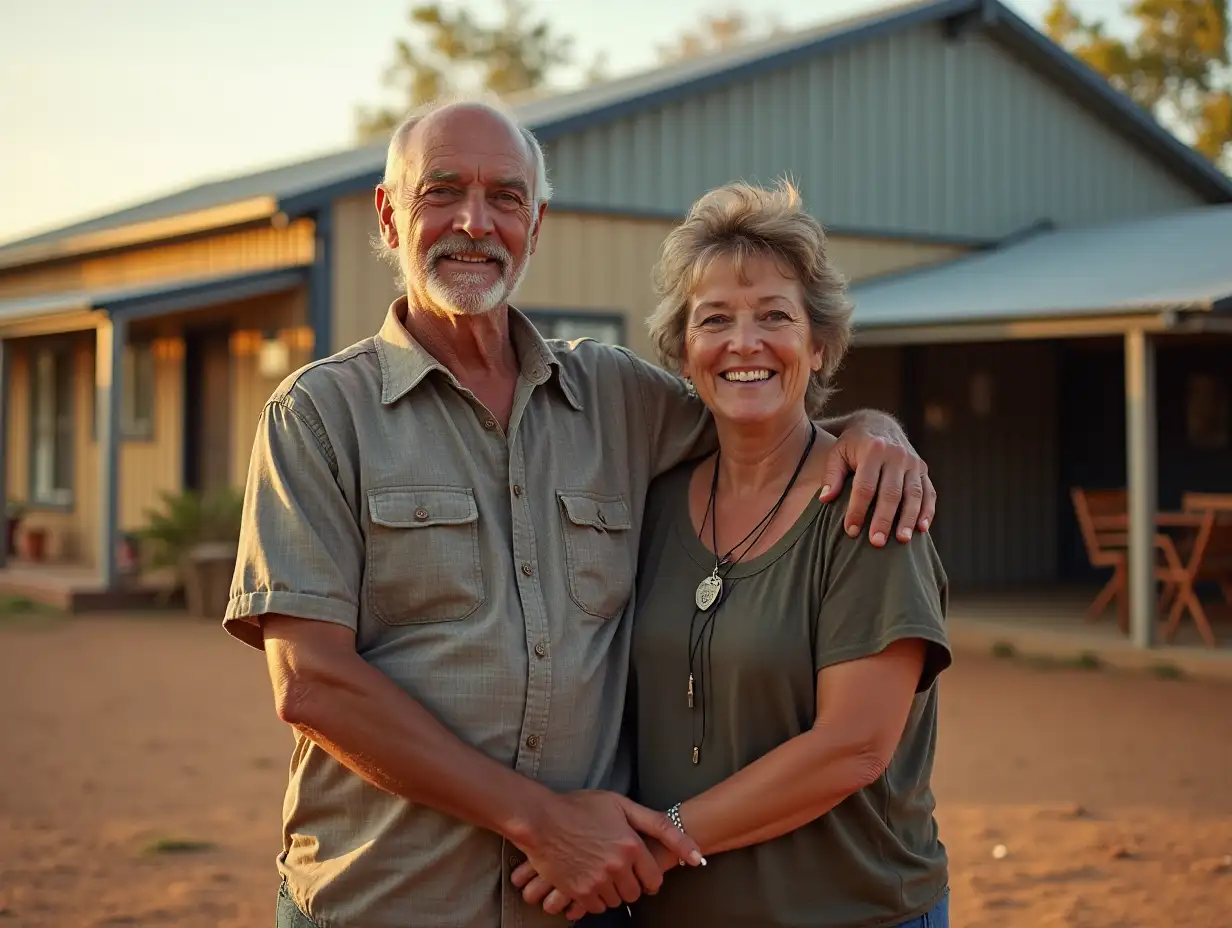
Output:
[849, 205, 1232, 328]
[0, 144, 388, 255]
[3, 0, 1229, 259]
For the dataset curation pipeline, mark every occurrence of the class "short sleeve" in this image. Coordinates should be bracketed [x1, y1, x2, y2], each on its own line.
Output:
[814, 504, 952, 693]
[223, 398, 364, 650]
[616, 347, 717, 477]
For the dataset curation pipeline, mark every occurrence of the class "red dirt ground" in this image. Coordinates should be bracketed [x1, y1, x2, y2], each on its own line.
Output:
[1, 614, 1230, 927]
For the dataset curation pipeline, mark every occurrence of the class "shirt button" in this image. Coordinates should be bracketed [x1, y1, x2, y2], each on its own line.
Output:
[414, 508, 429, 521]
[512, 484, 523, 497]
[534, 642, 547, 658]
[526, 734, 540, 748]
[483, 417, 497, 430]
[509, 855, 522, 869]
[522, 563, 534, 577]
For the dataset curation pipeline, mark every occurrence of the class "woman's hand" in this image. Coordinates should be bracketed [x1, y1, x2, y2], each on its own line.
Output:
[512, 838, 681, 920]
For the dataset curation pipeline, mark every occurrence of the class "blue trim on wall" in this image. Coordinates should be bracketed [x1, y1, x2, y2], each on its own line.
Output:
[281, 179, 380, 221]
[98, 315, 126, 589]
[103, 267, 309, 321]
[545, 201, 1000, 247]
[309, 208, 334, 359]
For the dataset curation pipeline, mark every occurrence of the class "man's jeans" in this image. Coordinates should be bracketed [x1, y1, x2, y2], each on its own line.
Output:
[897, 890, 950, 927]
[276, 882, 319, 928]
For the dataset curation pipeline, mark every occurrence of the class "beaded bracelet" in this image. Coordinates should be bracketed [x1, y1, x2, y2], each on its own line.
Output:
[666, 803, 706, 867]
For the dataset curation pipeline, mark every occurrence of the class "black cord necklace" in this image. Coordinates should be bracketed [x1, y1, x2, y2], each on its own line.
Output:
[686, 421, 817, 764]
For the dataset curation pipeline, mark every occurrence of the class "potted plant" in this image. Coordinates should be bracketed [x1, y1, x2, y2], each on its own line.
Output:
[137, 487, 244, 617]
[5, 499, 25, 558]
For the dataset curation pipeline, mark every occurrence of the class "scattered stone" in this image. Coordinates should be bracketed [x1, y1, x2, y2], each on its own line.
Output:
[992, 844, 1009, 860]
[1192, 855, 1232, 875]
[1033, 802, 1091, 820]
[982, 896, 1026, 909]
[1108, 845, 1136, 860]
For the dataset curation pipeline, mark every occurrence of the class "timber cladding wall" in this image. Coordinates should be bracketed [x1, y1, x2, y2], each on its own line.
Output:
[329, 193, 968, 362]
[0, 221, 315, 301]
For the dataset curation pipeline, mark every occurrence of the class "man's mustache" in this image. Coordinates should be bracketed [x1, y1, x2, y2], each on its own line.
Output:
[426, 236, 511, 269]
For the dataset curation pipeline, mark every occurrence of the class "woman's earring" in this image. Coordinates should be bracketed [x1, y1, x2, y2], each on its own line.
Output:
[684, 377, 696, 397]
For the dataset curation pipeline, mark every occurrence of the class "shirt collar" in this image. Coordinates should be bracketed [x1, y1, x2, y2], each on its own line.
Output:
[375, 297, 583, 410]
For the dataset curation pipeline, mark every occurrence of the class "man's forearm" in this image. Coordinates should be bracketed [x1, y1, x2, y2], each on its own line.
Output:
[817, 408, 905, 441]
[271, 634, 552, 847]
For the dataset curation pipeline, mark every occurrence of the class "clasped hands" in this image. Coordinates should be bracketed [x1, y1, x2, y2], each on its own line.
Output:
[511, 790, 703, 921]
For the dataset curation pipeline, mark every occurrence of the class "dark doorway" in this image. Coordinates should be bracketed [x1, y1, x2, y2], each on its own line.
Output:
[183, 329, 233, 493]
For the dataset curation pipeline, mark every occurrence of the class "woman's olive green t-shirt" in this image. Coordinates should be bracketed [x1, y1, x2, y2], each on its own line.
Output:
[629, 461, 952, 928]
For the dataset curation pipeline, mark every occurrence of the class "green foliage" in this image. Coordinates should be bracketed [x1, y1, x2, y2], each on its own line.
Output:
[991, 641, 1018, 659]
[1045, 0, 1232, 164]
[356, 0, 583, 142]
[656, 10, 787, 64]
[136, 488, 244, 574]
[1073, 650, 1103, 670]
[143, 837, 216, 855]
[1150, 661, 1185, 679]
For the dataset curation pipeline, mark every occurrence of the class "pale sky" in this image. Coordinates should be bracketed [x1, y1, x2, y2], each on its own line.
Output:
[0, 0, 1118, 246]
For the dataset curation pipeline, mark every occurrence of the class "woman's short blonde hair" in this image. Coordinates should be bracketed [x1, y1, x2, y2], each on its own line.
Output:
[647, 180, 853, 416]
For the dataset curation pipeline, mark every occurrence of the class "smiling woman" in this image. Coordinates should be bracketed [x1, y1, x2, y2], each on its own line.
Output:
[626, 184, 952, 927]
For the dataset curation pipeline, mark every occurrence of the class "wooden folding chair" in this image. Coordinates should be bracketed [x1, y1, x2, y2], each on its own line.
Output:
[1070, 487, 1176, 632]
[1071, 488, 1132, 630]
[1159, 494, 1232, 648]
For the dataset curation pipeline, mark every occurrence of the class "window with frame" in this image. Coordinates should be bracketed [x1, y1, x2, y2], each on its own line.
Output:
[526, 311, 625, 347]
[121, 342, 156, 438]
[29, 347, 75, 507]
[90, 341, 157, 440]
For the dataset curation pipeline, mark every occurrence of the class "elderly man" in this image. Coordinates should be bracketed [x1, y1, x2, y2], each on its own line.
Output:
[224, 97, 936, 928]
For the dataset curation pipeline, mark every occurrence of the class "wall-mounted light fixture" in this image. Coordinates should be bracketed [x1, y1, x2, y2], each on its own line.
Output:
[970, 371, 993, 417]
[258, 330, 291, 379]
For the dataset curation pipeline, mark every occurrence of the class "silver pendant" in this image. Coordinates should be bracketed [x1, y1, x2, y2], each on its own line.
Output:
[695, 571, 722, 611]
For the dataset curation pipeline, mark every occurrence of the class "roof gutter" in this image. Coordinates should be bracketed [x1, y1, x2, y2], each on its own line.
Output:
[852, 309, 1181, 345]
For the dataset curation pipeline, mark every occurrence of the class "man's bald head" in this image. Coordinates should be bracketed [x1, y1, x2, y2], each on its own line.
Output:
[381, 95, 553, 213]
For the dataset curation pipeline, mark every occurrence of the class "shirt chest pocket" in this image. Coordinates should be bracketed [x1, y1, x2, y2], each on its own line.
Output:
[557, 491, 634, 620]
[366, 486, 486, 625]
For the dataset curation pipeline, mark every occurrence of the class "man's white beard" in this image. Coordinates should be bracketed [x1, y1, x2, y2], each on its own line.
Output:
[408, 245, 533, 317]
